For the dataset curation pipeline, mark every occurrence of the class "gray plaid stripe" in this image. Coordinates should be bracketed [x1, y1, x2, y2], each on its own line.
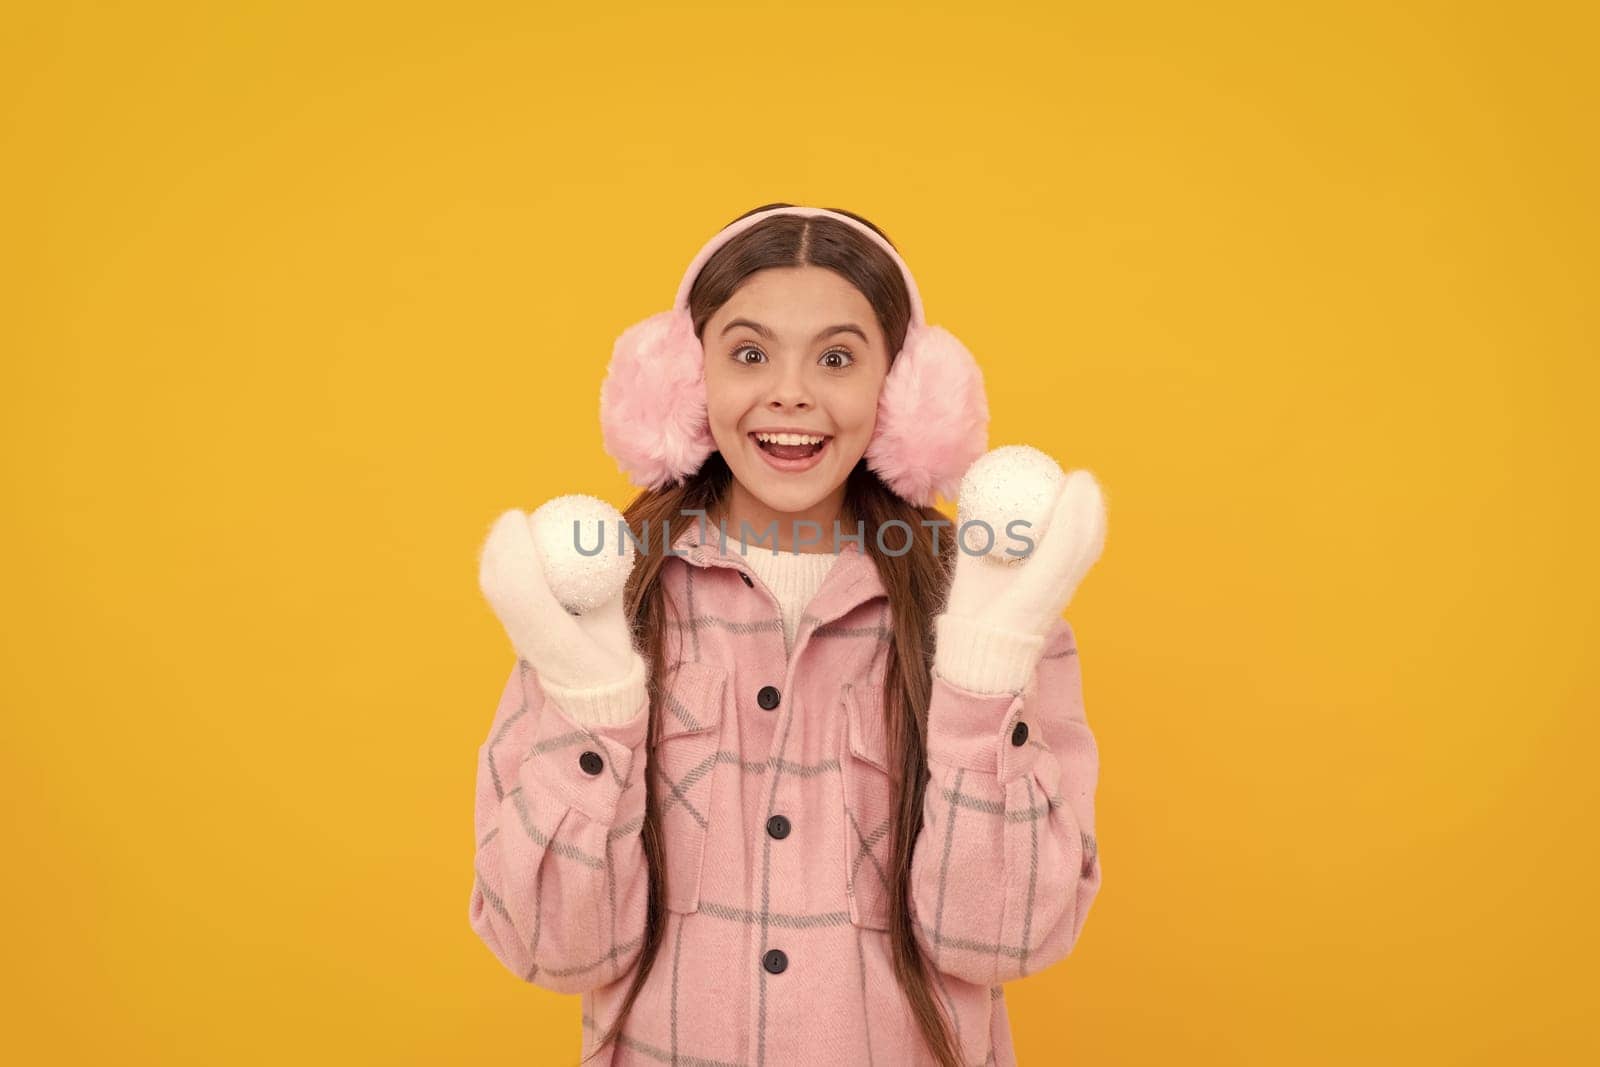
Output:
[473, 869, 513, 930]
[581, 1012, 750, 1067]
[654, 751, 846, 832]
[553, 725, 631, 791]
[523, 872, 544, 983]
[594, 745, 632, 791]
[723, 750, 840, 777]
[671, 907, 687, 1063]
[472, 839, 548, 984]
[936, 779, 1062, 820]
[854, 928, 876, 1067]
[491, 662, 635, 795]
[680, 613, 785, 636]
[917, 733, 992, 1059]
[532, 728, 591, 755]
[507, 786, 605, 869]
[808, 619, 891, 642]
[656, 750, 718, 828]
[685, 561, 702, 660]
[489, 749, 506, 804]
[1019, 776, 1040, 977]
[699, 900, 852, 928]
[641, 748, 840, 778]
[541, 932, 645, 979]
[930, 767, 965, 972]
[663, 682, 706, 732]
[918, 920, 1037, 962]
[603, 814, 620, 986]
[845, 805, 892, 898]
[486, 665, 537, 803]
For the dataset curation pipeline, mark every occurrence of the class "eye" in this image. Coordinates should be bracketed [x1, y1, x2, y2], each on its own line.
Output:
[732, 344, 855, 368]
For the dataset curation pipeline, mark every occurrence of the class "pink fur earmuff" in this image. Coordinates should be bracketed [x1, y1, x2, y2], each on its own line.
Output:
[598, 205, 989, 508]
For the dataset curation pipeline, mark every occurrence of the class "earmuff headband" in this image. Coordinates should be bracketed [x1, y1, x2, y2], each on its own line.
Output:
[670, 206, 927, 326]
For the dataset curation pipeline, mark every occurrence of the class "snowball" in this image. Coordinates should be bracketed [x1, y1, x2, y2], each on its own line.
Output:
[529, 494, 635, 614]
[954, 445, 1065, 566]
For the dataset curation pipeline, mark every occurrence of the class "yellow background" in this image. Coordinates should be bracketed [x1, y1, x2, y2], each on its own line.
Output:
[4, 1, 1595, 1063]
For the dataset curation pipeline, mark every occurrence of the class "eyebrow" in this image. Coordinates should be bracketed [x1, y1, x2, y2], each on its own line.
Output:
[720, 318, 869, 344]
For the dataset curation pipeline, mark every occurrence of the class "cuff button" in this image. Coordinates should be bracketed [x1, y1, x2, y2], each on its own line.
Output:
[1010, 721, 1029, 747]
[579, 750, 605, 775]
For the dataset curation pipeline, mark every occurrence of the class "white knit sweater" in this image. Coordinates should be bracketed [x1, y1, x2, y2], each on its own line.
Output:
[738, 543, 839, 656]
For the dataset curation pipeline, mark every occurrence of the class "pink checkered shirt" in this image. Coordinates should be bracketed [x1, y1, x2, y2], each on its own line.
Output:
[469, 520, 1101, 1065]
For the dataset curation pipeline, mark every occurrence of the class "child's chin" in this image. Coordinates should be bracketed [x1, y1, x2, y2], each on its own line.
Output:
[742, 480, 830, 519]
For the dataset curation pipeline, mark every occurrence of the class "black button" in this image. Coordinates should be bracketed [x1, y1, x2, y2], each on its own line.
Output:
[579, 750, 604, 775]
[766, 814, 790, 840]
[757, 685, 781, 710]
[1011, 721, 1029, 747]
[762, 948, 788, 974]
[739, 571, 754, 587]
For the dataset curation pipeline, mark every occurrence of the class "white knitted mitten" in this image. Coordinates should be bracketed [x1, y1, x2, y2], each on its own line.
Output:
[935, 449, 1108, 695]
[477, 504, 648, 725]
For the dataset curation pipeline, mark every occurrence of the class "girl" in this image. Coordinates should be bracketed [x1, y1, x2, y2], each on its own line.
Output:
[472, 203, 1107, 1066]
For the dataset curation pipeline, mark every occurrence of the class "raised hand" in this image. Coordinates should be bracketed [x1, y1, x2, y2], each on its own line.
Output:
[477, 494, 645, 694]
[943, 446, 1108, 636]
[935, 446, 1107, 694]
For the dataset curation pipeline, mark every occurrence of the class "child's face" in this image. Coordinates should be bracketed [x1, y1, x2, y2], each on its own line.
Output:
[701, 265, 890, 529]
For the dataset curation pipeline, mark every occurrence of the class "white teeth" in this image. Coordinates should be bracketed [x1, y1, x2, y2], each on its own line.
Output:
[753, 432, 826, 446]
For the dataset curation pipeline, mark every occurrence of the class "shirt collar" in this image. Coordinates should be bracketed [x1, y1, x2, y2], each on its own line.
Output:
[668, 517, 888, 625]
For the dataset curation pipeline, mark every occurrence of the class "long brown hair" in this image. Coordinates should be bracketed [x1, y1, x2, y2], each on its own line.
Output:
[583, 204, 963, 1067]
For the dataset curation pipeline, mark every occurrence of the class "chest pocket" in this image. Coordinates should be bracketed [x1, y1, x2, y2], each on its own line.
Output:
[839, 682, 896, 931]
[652, 660, 728, 914]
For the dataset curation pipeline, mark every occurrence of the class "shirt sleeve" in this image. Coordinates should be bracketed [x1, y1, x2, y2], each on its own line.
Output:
[468, 658, 652, 993]
[911, 616, 1102, 984]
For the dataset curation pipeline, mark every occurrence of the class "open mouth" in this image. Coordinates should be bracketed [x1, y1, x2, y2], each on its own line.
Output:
[749, 431, 831, 470]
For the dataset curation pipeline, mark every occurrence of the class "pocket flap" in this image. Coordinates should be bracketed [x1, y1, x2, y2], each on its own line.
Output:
[656, 660, 729, 743]
[844, 683, 890, 772]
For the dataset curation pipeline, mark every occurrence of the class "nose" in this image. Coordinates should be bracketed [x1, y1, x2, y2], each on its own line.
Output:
[765, 358, 813, 412]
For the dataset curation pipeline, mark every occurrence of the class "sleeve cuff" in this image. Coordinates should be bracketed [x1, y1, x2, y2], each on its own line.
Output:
[538, 653, 650, 727]
[933, 614, 1048, 696]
